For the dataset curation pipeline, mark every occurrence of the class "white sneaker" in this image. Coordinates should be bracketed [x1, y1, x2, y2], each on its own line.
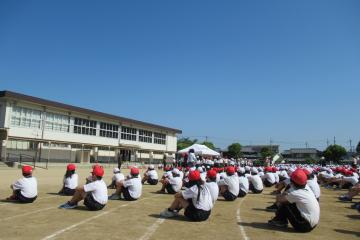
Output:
[109, 194, 121, 200]
[160, 209, 178, 218]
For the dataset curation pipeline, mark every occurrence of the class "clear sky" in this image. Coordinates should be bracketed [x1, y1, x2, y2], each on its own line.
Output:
[0, 0, 359, 151]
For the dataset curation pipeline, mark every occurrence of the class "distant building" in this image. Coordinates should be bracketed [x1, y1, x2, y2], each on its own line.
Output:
[282, 148, 321, 163]
[0, 90, 182, 165]
[241, 145, 280, 160]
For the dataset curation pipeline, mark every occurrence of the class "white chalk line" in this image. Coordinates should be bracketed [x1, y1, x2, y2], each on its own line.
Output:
[237, 198, 249, 240]
[138, 218, 165, 240]
[0, 206, 56, 221]
[41, 195, 159, 240]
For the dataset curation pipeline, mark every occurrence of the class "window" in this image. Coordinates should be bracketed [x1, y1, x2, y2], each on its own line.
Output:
[139, 129, 152, 143]
[154, 132, 166, 145]
[100, 122, 119, 139]
[73, 117, 97, 136]
[11, 106, 42, 129]
[121, 126, 137, 141]
[45, 112, 70, 132]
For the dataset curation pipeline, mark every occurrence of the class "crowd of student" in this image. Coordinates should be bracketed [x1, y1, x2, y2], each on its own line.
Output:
[5, 151, 359, 233]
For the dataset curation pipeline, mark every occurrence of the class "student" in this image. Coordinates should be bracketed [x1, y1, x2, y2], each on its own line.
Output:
[160, 170, 214, 221]
[218, 166, 239, 201]
[339, 182, 360, 201]
[6, 165, 37, 203]
[248, 167, 264, 194]
[109, 167, 142, 201]
[58, 164, 78, 196]
[237, 167, 249, 198]
[268, 169, 320, 232]
[262, 166, 276, 187]
[59, 165, 107, 210]
[141, 165, 159, 185]
[157, 168, 182, 194]
[303, 168, 320, 201]
[205, 169, 219, 204]
[108, 167, 125, 189]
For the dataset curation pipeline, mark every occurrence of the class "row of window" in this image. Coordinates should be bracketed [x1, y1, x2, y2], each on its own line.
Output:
[10, 106, 168, 144]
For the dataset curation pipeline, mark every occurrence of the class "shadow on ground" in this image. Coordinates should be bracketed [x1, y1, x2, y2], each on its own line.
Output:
[148, 214, 190, 222]
[334, 229, 360, 237]
[239, 222, 297, 233]
[347, 215, 360, 220]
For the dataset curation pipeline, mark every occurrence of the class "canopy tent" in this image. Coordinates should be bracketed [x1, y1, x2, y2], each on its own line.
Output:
[177, 144, 220, 156]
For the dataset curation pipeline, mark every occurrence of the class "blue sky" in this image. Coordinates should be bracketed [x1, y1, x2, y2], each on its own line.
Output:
[0, 0, 359, 151]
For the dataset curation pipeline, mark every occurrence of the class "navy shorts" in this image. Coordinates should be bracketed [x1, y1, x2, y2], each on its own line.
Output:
[184, 200, 211, 222]
[147, 178, 158, 185]
[222, 190, 237, 201]
[14, 190, 37, 203]
[166, 184, 177, 194]
[122, 187, 137, 201]
[84, 194, 105, 211]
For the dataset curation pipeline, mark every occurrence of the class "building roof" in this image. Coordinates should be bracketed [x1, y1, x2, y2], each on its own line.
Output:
[0, 90, 182, 134]
[282, 148, 319, 154]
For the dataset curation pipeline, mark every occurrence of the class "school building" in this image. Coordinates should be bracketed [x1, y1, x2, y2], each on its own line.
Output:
[0, 90, 182, 165]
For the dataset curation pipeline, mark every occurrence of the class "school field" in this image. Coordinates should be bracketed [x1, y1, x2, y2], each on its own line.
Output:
[0, 165, 358, 240]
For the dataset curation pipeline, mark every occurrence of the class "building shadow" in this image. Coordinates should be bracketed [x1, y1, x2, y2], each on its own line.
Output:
[238, 222, 296, 233]
[334, 229, 360, 237]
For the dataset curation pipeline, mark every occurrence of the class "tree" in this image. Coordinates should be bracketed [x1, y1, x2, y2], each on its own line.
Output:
[227, 143, 242, 159]
[323, 144, 347, 163]
[260, 147, 274, 159]
[201, 141, 216, 150]
[177, 137, 197, 151]
[356, 141, 360, 155]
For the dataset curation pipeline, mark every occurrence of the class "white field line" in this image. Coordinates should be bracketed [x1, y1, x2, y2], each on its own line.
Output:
[237, 198, 249, 240]
[138, 218, 165, 240]
[0, 195, 58, 206]
[0, 206, 55, 221]
[41, 195, 159, 240]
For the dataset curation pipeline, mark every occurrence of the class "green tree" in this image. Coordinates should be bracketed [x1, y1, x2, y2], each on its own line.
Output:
[356, 141, 360, 155]
[177, 137, 197, 151]
[201, 141, 216, 150]
[227, 143, 242, 159]
[260, 147, 274, 159]
[323, 144, 347, 163]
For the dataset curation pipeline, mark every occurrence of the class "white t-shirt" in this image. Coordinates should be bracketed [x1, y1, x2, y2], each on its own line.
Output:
[188, 153, 197, 163]
[205, 181, 219, 203]
[248, 175, 264, 191]
[64, 173, 78, 189]
[343, 176, 359, 185]
[263, 172, 276, 184]
[112, 173, 125, 182]
[218, 174, 240, 196]
[200, 172, 207, 182]
[123, 177, 142, 199]
[182, 184, 213, 211]
[83, 180, 108, 205]
[307, 179, 321, 199]
[274, 172, 280, 183]
[287, 185, 320, 228]
[13, 177, 38, 198]
[145, 170, 158, 180]
[239, 176, 249, 193]
[169, 176, 183, 192]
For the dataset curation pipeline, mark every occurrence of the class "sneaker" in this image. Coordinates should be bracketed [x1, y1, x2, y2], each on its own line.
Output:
[108, 194, 121, 200]
[160, 208, 178, 218]
[59, 202, 77, 209]
[268, 219, 288, 228]
[339, 195, 352, 202]
[350, 202, 360, 209]
[266, 204, 278, 212]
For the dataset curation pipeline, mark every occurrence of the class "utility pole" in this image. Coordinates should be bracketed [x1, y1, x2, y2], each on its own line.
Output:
[333, 136, 336, 145]
[305, 141, 308, 148]
[205, 136, 208, 142]
[349, 139, 352, 152]
[326, 139, 329, 147]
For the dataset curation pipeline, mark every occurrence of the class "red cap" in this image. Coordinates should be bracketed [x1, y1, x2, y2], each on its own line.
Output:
[226, 166, 235, 175]
[272, 167, 278, 173]
[67, 164, 76, 171]
[22, 165, 33, 174]
[264, 166, 272, 172]
[131, 167, 140, 175]
[290, 169, 307, 186]
[188, 170, 201, 181]
[344, 170, 353, 176]
[92, 166, 104, 177]
[207, 169, 217, 179]
[302, 168, 310, 176]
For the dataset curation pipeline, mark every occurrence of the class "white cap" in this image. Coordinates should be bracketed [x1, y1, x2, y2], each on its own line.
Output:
[251, 167, 258, 174]
[149, 165, 155, 170]
[245, 166, 251, 171]
[197, 167, 204, 173]
[113, 167, 120, 173]
[172, 168, 180, 175]
[237, 167, 245, 174]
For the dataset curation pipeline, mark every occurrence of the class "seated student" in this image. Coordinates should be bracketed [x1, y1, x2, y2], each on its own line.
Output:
[59, 165, 107, 210]
[218, 166, 239, 201]
[86, 164, 102, 184]
[157, 168, 182, 194]
[160, 170, 214, 222]
[339, 182, 360, 201]
[141, 165, 159, 185]
[6, 166, 37, 203]
[58, 164, 78, 196]
[248, 167, 264, 194]
[109, 167, 142, 201]
[268, 169, 320, 232]
[108, 167, 125, 189]
[303, 168, 320, 201]
[205, 169, 219, 204]
[237, 167, 249, 198]
[262, 167, 276, 187]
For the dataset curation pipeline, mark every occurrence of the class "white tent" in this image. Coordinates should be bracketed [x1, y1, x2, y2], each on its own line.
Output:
[177, 144, 220, 156]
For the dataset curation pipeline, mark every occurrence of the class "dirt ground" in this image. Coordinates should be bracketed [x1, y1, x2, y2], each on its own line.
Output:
[0, 165, 358, 240]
